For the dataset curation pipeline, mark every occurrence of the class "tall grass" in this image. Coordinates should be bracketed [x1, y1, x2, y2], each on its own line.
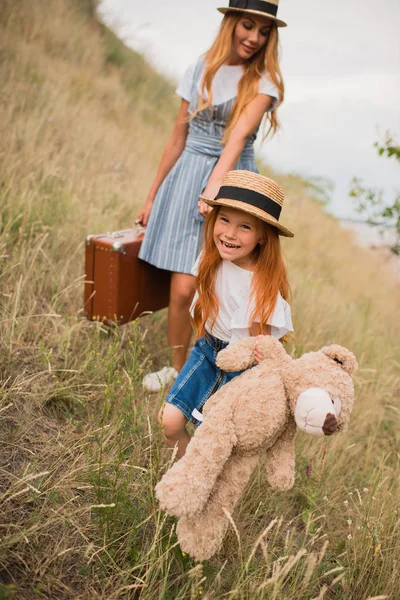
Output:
[0, 0, 399, 598]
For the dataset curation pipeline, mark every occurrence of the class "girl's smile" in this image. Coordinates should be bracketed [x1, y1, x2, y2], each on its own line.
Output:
[228, 15, 272, 65]
[213, 207, 265, 269]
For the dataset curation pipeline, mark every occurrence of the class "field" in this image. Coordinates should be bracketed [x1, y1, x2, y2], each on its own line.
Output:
[0, 1, 399, 598]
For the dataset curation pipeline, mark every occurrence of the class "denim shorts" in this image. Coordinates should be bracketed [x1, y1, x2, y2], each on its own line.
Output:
[164, 332, 244, 426]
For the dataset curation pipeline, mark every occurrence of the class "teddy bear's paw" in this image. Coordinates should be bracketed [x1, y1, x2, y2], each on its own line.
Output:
[155, 479, 184, 517]
[266, 469, 295, 491]
[273, 475, 295, 491]
[177, 517, 226, 562]
[216, 340, 256, 372]
[155, 470, 208, 518]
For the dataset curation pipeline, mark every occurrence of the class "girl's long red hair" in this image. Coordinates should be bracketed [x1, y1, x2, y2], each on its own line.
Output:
[192, 207, 291, 339]
[191, 12, 284, 143]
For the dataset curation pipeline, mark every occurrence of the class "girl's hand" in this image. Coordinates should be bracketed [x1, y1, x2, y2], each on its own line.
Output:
[136, 197, 154, 227]
[199, 178, 223, 217]
[254, 335, 266, 364]
[198, 197, 212, 218]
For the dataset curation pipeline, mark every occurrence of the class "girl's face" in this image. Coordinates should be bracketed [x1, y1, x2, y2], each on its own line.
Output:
[229, 14, 272, 64]
[213, 207, 265, 270]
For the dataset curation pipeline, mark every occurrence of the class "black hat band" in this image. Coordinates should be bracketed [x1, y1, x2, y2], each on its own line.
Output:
[215, 185, 282, 220]
[229, 0, 278, 17]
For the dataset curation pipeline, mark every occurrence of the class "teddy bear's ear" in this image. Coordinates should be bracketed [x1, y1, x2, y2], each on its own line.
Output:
[321, 345, 358, 376]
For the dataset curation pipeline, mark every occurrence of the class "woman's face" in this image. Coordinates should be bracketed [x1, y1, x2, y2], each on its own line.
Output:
[230, 13, 272, 64]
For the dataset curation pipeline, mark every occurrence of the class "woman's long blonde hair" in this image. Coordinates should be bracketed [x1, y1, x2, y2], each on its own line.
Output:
[192, 12, 284, 143]
[192, 207, 291, 339]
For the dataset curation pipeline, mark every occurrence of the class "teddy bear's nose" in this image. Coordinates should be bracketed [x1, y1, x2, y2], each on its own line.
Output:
[295, 387, 340, 437]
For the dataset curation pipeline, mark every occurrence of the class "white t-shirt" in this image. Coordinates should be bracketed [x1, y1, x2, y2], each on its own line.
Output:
[176, 62, 279, 112]
[190, 258, 293, 343]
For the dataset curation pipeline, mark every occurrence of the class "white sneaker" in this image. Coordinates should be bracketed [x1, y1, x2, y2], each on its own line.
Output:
[142, 366, 178, 392]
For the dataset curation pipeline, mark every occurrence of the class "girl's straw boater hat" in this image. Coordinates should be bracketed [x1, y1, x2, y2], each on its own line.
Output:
[201, 170, 294, 237]
[218, 0, 287, 28]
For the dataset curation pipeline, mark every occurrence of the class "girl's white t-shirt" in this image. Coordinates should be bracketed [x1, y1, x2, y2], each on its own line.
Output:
[176, 62, 279, 111]
[190, 258, 293, 343]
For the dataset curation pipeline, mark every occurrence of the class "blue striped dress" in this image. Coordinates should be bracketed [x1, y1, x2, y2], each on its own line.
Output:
[139, 61, 264, 274]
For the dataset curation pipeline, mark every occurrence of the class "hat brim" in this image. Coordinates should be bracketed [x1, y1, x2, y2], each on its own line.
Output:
[217, 7, 287, 28]
[201, 196, 294, 237]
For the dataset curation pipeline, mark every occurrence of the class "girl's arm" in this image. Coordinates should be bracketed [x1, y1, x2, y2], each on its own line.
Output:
[199, 94, 273, 215]
[137, 99, 190, 225]
[250, 324, 271, 337]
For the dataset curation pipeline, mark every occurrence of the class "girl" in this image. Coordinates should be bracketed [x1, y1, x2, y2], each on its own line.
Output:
[159, 170, 294, 459]
[138, 1, 288, 391]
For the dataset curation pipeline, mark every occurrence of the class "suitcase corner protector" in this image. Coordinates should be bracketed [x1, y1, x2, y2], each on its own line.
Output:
[110, 241, 126, 254]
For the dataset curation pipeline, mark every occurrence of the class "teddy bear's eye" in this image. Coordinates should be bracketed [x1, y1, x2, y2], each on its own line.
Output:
[333, 357, 344, 365]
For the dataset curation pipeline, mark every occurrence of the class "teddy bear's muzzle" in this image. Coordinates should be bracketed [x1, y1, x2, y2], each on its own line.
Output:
[294, 387, 341, 437]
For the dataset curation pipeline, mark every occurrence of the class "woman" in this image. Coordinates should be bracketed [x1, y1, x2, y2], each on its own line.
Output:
[138, 0, 287, 391]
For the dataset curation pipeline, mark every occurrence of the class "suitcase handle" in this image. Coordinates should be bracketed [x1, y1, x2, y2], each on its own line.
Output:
[108, 229, 133, 239]
[85, 227, 146, 250]
[109, 227, 146, 239]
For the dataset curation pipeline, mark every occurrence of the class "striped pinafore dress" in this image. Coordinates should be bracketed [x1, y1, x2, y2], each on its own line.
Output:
[138, 61, 261, 274]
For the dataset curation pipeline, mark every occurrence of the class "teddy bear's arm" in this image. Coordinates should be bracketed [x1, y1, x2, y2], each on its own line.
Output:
[176, 453, 260, 562]
[216, 337, 257, 371]
[264, 419, 296, 491]
[155, 400, 237, 519]
[217, 336, 290, 372]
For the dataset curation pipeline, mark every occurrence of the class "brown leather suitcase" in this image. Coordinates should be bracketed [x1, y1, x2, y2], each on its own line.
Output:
[84, 228, 170, 326]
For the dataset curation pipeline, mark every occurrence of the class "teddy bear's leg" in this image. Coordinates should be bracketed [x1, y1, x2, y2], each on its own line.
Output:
[155, 405, 237, 519]
[176, 453, 259, 562]
[264, 420, 296, 491]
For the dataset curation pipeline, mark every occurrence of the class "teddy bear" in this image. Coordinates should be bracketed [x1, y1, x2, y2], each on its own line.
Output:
[155, 336, 358, 562]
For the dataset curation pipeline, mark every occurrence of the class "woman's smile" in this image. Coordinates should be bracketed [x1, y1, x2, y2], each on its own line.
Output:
[228, 15, 272, 64]
[241, 42, 256, 54]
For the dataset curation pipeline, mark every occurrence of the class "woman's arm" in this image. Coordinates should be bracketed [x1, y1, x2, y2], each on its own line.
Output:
[137, 99, 190, 225]
[199, 94, 273, 215]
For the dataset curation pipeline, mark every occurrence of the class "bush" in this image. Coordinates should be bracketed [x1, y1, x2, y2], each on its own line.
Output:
[350, 133, 400, 254]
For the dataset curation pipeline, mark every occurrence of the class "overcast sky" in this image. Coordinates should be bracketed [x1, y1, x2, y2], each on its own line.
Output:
[99, 0, 400, 218]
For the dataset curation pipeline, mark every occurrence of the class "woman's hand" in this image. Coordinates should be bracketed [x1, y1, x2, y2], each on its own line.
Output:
[136, 197, 154, 227]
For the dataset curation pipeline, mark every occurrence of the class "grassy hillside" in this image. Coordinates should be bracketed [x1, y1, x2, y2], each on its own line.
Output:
[1, 1, 399, 598]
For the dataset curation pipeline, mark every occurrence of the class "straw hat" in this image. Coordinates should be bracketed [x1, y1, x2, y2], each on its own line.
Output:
[201, 170, 293, 237]
[218, 0, 287, 28]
